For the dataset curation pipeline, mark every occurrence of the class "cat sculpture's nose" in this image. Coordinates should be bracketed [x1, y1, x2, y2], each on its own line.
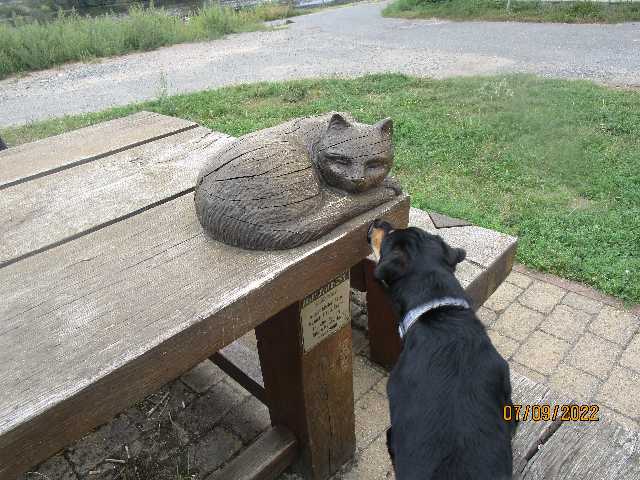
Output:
[353, 177, 368, 191]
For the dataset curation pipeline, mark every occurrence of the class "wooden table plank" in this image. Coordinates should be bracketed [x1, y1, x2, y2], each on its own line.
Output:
[0, 111, 197, 189]
[0, 126, 231, 267]
[0, 192, 410, 479]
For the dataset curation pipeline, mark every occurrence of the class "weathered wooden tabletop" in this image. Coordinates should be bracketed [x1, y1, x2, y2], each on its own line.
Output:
[0, 111, 409, 479]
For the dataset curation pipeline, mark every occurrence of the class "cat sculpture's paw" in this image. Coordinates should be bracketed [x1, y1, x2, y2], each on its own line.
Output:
[382, 176, 403, 195]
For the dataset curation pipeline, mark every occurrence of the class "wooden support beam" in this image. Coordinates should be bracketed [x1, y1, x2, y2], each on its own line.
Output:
[349, 261, 367, 292]
[363, 259, 402, 369]
[212, 426, 297, 480]
[256, 301, 355, 480]
[211, 340, 266, 404]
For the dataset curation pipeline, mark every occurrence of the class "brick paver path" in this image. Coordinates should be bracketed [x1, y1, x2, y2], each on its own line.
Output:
[20, 266, 640, 479]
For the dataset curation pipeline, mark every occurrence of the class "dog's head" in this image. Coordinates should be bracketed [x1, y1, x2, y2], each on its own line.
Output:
[367, 219, 466, 288]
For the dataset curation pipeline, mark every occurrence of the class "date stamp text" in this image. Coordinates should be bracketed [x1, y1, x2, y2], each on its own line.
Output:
[503, 404, 600, 422]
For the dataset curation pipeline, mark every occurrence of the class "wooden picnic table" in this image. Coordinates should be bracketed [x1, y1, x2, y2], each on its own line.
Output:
[0, 112, 409, 479]
[4, 111, 634, 480]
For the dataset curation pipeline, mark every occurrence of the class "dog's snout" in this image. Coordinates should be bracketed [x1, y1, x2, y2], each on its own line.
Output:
[368, 219, 394, 262]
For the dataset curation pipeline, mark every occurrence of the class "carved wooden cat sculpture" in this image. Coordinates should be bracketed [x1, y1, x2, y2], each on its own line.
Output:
[194, 112, 402, 250]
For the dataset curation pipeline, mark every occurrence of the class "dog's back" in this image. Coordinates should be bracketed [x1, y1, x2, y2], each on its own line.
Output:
[388, 309, 515, 479]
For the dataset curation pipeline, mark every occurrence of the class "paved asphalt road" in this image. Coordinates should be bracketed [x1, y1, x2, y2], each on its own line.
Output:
[1, 1, 639, 127]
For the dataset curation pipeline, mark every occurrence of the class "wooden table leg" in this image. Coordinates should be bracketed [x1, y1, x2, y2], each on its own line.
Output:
[255, 303, 355, 479]
[363, 259, 402, 370]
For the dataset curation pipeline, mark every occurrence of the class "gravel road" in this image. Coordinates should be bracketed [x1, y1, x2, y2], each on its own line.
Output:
[1, 1, 639, 127]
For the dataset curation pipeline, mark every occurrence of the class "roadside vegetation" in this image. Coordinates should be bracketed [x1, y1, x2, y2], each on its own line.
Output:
[0, 2, 300, 79]
[383, 0, 640, 23]
[2, 74, 639, 302]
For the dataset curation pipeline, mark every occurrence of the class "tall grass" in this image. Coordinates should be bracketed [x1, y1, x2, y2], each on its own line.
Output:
[0, 3, 296, 79]
[383, 0, 640, 23]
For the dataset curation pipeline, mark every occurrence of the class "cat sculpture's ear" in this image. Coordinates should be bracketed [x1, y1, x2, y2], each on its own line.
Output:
[327, 113, 350, 132]
[375, 117, 393, 137]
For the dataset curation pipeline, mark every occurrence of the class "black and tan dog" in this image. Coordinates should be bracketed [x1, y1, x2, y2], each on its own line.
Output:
[368, 219, 517, 480]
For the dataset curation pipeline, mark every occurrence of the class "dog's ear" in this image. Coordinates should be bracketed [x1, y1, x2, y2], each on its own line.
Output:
[439, 237, 466, 268]
[374, 248, 408, 285]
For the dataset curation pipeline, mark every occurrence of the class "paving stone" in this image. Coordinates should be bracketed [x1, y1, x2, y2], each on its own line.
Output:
[589, 305, 639, 346]
[83, 462, 120, 479]
[355, 390, 390, 451]
[509, 361, 546, 383]
[351, 289, 367, 311]
[549, 364, 600, 401]
[352, 311, 369, 331]
[567, 333, 621, 380]
[487, 329, 520, 360]
[374, 376, 389, 397]
[67, 414, 140, 474]
[237, 330, 258, 350]
[180, 359, 226, 394]
[190, 427, 242, 476]
[131, 407, 191, 465]
[353, 354, 385, 401]
[518, 281, 566, 314]
[599, 406, 639, 431]
[341, 432, 395, 480]
[492, 302, 545, 341]
[539, 304, 592, 342]
[596, 366, 640, 418]
[506, 271, 533, 290]
[513, 331, 570, 375]
[220, 396, 270, 444]
[477, 306, 497, 327]
[22, 454, 77, 480]
[175, 380, 247, 437]
[134, 447, 199, 480]
[352, 327, 369, 356]
[620, 333, 640, 373]
[483, 282, 523, 312]
[561, 292, 604, 315]
[127, 380, 195, 435]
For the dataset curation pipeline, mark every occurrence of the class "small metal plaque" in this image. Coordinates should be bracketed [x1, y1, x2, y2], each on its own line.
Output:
[300, 271, 350, 353]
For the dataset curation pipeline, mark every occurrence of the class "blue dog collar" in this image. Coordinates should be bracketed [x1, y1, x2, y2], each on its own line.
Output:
[399, 297, 471, 338]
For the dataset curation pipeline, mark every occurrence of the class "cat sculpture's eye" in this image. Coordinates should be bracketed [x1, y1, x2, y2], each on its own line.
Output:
[327, 154, 350, 166]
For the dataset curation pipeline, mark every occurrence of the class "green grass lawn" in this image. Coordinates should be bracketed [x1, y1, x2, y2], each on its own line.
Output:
[0, 3, 301, 80]
[383, 0, 640, 23]
[2, 74, 639, 303]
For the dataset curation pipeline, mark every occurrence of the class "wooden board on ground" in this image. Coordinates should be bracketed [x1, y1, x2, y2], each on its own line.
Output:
[0, 190, 409, 479]
[0, 126, 231, 266]
[211, 426, 297, 480]
[0, 111, 197, 189]
[510, 371, 572, 476]
[521, 414, 640, 479]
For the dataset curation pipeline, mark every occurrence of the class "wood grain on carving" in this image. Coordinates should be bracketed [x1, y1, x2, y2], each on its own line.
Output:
[194, 113, 401, 250]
